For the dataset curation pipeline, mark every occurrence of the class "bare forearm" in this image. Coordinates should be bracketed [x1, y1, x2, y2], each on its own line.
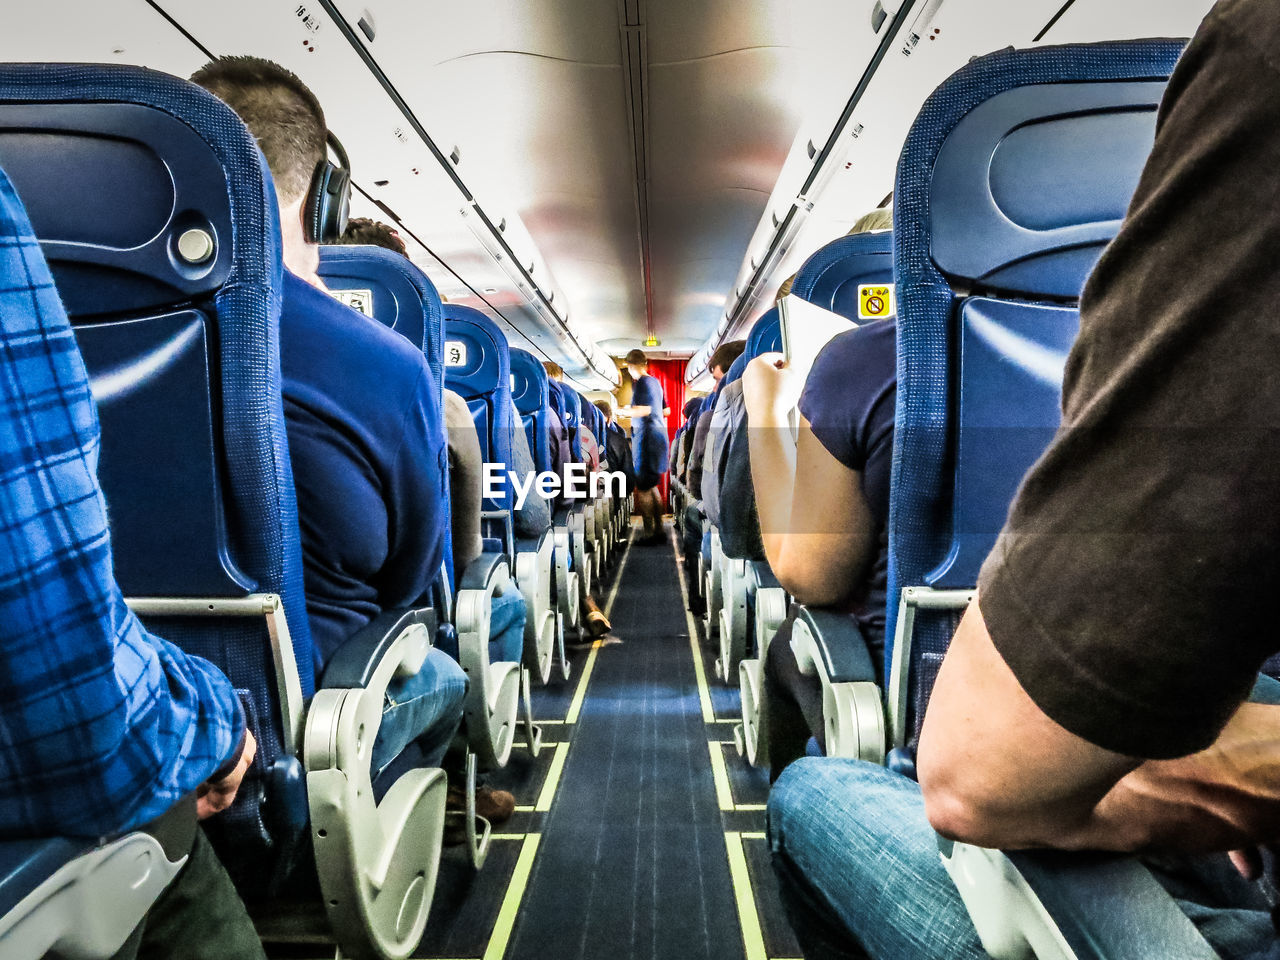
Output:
[1071, 703, 1280, 854]
[747, 408, 797, 576]
[932, 701, 1280, 854]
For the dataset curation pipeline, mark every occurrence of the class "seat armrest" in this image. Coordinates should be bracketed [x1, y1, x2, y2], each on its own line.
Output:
[793, 605, 877, 684]
[482, 508, 515, 560]
[747, 561, 782, 592]
[319, 608, 437, 690]
[516, 527, 552, 554]
[460, 551, 510, 591]
[939, 838, 1220, 960]
[0, 833, 186, 960]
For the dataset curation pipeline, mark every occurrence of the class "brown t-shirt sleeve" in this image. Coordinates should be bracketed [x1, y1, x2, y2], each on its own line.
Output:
[978, 0, 1280, 761]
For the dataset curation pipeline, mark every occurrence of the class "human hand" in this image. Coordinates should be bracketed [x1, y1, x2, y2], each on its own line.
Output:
[743, 353, 803, 421]
[196, 728, 257, 820]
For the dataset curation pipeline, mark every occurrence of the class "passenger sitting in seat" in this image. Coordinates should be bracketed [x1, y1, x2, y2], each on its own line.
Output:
[679, 395, 710, 613]
[769, 6, 1280, 956]
[596, 399, 635, 494]
[544, 363, 611, 639]
[191, 58, 470, 801]
[743, 209, 894, 780]
[687, 341, 746, 503]
[0, 167, 264, 959]
[334, 217, 527, 667]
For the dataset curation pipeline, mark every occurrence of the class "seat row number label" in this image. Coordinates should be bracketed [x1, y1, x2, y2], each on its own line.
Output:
[445, 340, 469, 366]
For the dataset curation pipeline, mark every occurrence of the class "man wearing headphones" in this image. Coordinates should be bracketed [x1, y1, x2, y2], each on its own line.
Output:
[192, 59, 469, 797]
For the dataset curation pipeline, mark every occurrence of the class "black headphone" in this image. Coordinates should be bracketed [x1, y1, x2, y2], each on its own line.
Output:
[304, 130, 351, 244]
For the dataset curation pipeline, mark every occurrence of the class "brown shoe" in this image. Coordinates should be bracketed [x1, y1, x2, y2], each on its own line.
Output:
[587, 609, 611, 638]
[446, 784, 516, 826]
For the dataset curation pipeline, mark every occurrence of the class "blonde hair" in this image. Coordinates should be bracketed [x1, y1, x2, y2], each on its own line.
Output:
[849, 207, 893, 234]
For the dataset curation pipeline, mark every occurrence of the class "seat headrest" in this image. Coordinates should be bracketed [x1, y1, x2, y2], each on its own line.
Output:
[722, 350, 750, 387]
[792, 232, 894, 320]
[317, 245, 441, 358]
[0, 63, 281, 319]
[509, 347, 549, 415]
[443, 304, 508, 398]
[745, 306, 782, 360]
[903, 40, 1185, 298]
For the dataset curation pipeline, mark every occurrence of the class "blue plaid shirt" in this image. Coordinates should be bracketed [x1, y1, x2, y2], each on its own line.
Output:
[0, 167, 244, 839]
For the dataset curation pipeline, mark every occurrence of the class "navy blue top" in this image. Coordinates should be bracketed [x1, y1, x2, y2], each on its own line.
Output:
[630, 373, 669, 486]
[280, 271, 448, 672]
[798, 319, 896, 651]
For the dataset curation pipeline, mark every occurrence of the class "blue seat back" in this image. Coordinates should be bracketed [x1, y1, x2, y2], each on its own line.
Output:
[444, 305, 516, 515]
[889, 40, 1185, 746]
[317, 245, 431, 352]
[510, 348, 552, 474]
[0, 63, 311, 894]
[721, 350, 750, 389]
[792, 231, 894, 321]
[745, 306, 782, 360]
[562, 385, 584, 461]
[588, 399, 606, 447]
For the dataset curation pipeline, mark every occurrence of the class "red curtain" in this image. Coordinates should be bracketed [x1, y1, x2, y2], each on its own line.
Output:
[644, 358, 687, 509]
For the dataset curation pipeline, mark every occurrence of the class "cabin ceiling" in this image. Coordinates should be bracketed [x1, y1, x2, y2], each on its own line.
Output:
[4, 0, 1218, 388]
[324, 0, 882, 354]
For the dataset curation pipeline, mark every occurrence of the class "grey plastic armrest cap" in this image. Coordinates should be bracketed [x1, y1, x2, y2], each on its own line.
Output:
[748, 561, 782, 592]
[795, 606, 877, 684]
[516, 527, 552, 553]
[459, 551, 509, 591]
[320, 608, 435, 690]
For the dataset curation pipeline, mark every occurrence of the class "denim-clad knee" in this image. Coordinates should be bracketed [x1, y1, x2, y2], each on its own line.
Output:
[371, 645, 468, 773]
[489, 587, 527, 664]
[767, 757, 986, 960]
[768, 757, 1280, 960]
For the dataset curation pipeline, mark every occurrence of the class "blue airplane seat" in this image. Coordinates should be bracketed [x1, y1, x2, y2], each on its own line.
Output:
[883, 40, 1209, 960]
[0, 62, 310, 883]
[509, 347, 552, 474]
[547, 377, 569, 445]
[317, 245, 430, 352]
[442, 306, 553, 726]
[888, 38, 1183, 751]
[721, 349, 750, 387]
[538, 378, 585, 633]
[562, 384, 584, 461]
[791, 231, 894, 321]
[745, 306, 782, 359]
[444, 305, 518, 522]
[0, 63, 451, 957]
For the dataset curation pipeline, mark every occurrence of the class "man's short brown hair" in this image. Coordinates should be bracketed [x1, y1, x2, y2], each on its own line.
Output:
[624, 349, 648, 369]
[191, 56, 326, 205]
[339, 217, 407, 257]
[708, 340, 746, 376]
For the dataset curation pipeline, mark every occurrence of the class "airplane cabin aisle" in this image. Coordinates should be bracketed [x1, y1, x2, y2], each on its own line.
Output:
[391, 521, 802, 960]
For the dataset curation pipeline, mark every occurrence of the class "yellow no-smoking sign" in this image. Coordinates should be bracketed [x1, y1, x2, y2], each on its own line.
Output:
[858, 283, 895, 320]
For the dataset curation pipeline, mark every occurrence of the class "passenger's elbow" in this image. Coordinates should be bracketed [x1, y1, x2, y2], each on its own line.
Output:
[921, 777, 1000, 845]
[772, 553, 847, 607]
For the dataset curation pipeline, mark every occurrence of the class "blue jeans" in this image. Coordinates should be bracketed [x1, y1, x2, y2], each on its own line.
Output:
[371, 645, 467, 774]
[489, 587, 527, 664]
[768, 758, 1280, 960]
